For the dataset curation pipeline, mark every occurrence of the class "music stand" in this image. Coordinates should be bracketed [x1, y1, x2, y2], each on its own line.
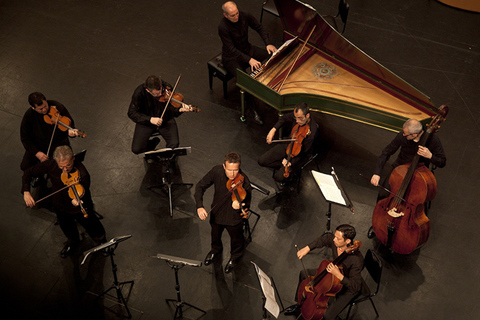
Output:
[153, 253, 206, 320]
[311, 167, 354, 233]
[144, 147, 193, 217]
[251, 261, 284, 319]
[82, 235, 134, 318]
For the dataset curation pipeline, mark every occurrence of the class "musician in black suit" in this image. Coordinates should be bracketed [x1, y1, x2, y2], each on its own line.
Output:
[20, 92, 80, 171]
[127, 75, 194, 155]
[370, 118, 446, 199]
[218, 1, 277, 125]
[195, 152, 252, 274]
[258, 102, 319, 184]
[284, 224, 364, 319]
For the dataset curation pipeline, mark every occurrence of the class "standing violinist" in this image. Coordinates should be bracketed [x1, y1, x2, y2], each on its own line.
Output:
[20, 92, 81, 171]
[127, 75, 194, 155]
[284, 224, 364, 319]
[370, 118, 446, 199]
[195, 152, 252, 274]
[258, 102, 319, 184]
[22, 145, 106, 258]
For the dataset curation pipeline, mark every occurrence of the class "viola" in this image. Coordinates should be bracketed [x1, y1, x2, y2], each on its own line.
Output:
[61, 169, 88, 218]
[43, 106, 87, 138]
[297, 241, 362, 320]
[226, 174, 249, 219]
[284, 123, 311, 178]
[159, 89, 201, 112]
[371, 105, 448, 254]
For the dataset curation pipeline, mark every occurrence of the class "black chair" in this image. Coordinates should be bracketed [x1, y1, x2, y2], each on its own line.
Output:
[207, 53, 234, 99]
[344, 249, 382, 319]
[260, 0, 279, 23]
[323, 0, 350, 35]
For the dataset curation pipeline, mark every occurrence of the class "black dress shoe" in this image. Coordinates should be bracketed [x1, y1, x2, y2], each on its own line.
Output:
[252, 110, 264, 125]
[204, 251, 218, 266]
[283, 304, 300, 315]
[60, 242, 77, 258]
[224, 259, 237, 273]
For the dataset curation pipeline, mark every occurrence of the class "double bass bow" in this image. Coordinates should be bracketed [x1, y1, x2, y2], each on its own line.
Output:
[371, 105, 448, 254]
[296, 241, 362, 320]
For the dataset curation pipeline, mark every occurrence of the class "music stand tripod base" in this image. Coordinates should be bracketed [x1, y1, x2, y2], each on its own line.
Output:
[145, 147, 193, 217]
[154, 254, 206, 320]
[83, 235, 134, 318]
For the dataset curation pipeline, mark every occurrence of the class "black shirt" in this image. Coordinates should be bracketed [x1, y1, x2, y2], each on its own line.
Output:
[308, 233, 364, 295]
[194, 165, 252, 226]
[22, 159, 93, 215]
[20, 100, 74, 157]
[127, 81, 182, 126]
[219, 11, 270, 64]
[374, 131, 446, 175]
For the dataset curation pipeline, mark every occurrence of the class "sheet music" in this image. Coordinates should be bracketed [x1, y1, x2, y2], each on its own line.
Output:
[311, 170, 346, 205]
[251, 261, 280, 318]
[263, 37, 297, 69]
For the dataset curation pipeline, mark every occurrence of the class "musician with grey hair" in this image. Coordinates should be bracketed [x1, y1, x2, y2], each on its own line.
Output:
[22, 145, 106, 258]
[370, 118, 446, 197]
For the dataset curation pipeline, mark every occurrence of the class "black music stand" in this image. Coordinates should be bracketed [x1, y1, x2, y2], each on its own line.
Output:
[153, 253, 206, 320]
[251, 261, 284, 319]
[311, 168, 354, 233]
[243, 181, 269, 243]
[145, 147, 193, 217]
[82, 235, 134, 318]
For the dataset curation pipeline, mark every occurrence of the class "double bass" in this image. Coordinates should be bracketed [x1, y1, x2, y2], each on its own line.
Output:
[297, 241, 362, 320]
[371, 105, 448, 254]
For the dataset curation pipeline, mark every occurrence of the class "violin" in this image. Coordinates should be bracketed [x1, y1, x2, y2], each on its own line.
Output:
[284, 123, 311, 178]
[159, 89, 201, 112]
[371, 105, 448, 254]
[297, 241, 362, 320]
[61, 169, 88, 218]
[44, 106, 87, 138]
[226, 174, 249, 219]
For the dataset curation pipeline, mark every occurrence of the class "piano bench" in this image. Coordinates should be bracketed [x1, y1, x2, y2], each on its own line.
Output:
[208, 53, 234, 99]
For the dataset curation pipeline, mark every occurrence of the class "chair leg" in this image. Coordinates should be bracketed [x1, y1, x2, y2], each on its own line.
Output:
[369, 297, 379, 317]
[208, 69, 213, 90]
[223, 79, 228, 99]
[345, 303, 354, 320]
[260, 10, 264, 23]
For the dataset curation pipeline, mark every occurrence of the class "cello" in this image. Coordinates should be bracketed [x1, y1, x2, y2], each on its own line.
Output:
[371, 105, 448, 254]
[297, 241, 362, 320]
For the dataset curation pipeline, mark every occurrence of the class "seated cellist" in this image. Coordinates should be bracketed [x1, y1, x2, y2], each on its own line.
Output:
[284, 224, 364, 319]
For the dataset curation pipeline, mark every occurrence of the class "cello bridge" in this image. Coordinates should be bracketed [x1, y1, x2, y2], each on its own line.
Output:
[388, 207, 404, 218]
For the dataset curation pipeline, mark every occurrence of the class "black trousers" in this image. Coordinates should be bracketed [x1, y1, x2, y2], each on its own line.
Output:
[56, 209, 106, 245]
[210, 220, 245, 261]
[131, 119, 179, 154]
[295, 269, 357, 320]
[258, 143, 305, 182]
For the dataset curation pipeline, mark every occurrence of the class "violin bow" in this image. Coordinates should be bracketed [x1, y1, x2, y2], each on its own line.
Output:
[159, 74, 182, 120]
[32, 179, 80, 205]
[359, 173, 414, 206]
[46, 113, 60, 157]
[295, 245, 314, 292]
